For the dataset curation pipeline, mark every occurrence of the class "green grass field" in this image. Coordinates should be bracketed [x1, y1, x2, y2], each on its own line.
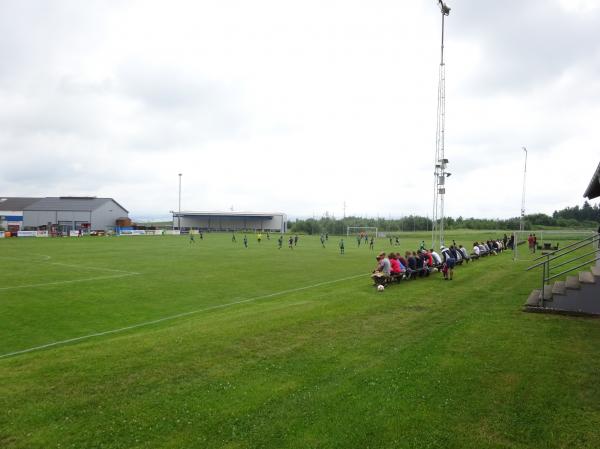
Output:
[1, 232, 599, 449]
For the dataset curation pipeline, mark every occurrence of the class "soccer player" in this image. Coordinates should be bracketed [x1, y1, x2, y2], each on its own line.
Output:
[288, 236, 294, 249]
[199, 231, 203, 240]
[257, 233, 262, 244]
[357, 235, 361, 247]
[278, 235, 283, 249]
[320, 234, 326, 248]
[294, 235, 298, 246]
[189, 233, 195, 244]
[339, 239, 345, 254]
[232, 233, 236, 242]
[243, 235, 248, 248]
[369, 236, 374, 250]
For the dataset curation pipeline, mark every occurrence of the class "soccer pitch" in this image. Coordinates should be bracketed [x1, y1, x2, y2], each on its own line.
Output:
[1, 232, 600, 448]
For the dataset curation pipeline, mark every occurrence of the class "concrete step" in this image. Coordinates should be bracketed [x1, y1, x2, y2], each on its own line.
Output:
[579, 271, 596, 284]
[552, 281, 566, 296]
[591, 266, 600, 277]
[566, 276, 581, 290]
[525, 289, 541, 306]
[542, 285, 553, 300]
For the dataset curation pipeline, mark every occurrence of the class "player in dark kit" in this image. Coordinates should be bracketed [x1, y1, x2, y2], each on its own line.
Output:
[278, 235, 283, 249]
[339, 239, 345, 255]
[243, 235, 248, 248]
[288, 236, 294, 249]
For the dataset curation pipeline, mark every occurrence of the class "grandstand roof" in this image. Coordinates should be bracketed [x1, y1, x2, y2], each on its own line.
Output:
[172, 211, 285, 218]
[583, 161, 600, 200]
[0, 197, 40, 211]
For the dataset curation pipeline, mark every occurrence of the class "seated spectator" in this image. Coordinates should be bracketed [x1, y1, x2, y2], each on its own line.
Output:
[381, 252, 392, 275]
[417, 251, 431, 276]
[430, 248, 442, 266]
[450, 245, 463, 265]
[458, 245, 471, 263]
[371, 254, 390, 285]
[423, 250, 434, 268]
[390, 254, 405, 280]
[478, 243, 488, 256]
[472, 242, 480, 259]
[405, 251, 418, 279]
[395, 253, 407, 273]
[414, 251, 427, 277]
[398, 252, 409, 271]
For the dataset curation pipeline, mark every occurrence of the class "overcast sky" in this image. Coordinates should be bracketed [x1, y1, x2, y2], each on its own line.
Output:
[0, 0, 599, 220]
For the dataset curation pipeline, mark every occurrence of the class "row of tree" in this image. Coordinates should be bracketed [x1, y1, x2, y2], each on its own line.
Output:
[289, 202, 600, 235]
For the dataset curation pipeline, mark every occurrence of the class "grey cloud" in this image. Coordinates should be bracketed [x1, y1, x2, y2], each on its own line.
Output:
[449, 0, 600, 94]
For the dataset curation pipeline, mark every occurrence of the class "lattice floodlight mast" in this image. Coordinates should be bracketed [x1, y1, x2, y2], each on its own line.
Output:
[431, 0, 451, 249]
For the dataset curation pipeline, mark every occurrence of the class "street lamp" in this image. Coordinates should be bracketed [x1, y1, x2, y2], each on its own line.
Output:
[178, 173, 182, 230]
[520, 147, 527, 231]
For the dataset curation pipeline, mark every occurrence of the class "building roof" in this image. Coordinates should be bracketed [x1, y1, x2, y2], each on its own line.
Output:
[0, 197, 41, 211]
[172, 211, 285, 218]
[583, 161, 600, 200]
[25, 197, 129, 213]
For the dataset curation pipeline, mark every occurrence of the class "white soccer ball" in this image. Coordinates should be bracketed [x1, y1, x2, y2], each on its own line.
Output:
[377, 284, 385, 292]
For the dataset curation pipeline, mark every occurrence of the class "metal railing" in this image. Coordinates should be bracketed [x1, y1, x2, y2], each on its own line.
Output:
[526, 233, 600, 306]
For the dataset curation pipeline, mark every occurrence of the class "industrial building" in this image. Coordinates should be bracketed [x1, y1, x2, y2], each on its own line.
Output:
[0, 197, 129, 232]
[172, 211, 287, 233]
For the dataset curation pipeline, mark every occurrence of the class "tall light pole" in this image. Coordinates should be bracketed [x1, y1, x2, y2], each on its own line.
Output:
[520, 147, 527, 231]
[431, 0, 451, 249]
[178, 173, 182, 230]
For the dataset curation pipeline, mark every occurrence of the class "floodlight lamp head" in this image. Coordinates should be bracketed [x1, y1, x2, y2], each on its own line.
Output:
[438, 0, 451, 15]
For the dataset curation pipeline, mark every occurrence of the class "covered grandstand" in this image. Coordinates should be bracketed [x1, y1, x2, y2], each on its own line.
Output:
[171, 211, 287, 233]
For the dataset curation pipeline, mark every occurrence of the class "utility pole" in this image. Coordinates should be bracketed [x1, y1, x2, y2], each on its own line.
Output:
[431, 0, 451, 250]
[520, 147, 527, 231]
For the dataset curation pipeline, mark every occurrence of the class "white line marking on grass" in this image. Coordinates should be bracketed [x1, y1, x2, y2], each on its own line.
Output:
[0, 273, 139, 291]
[0, 253, 139, 289]
[49, 262, 139, 275]
[0, 273, 366, 359]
